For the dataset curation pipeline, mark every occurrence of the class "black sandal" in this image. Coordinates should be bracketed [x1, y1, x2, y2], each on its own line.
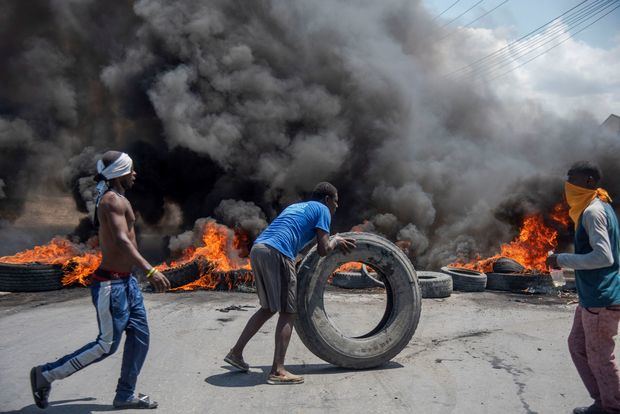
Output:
[224, 351, 250, 372]
[30, 366, 51, 409]
[113, 393, 158, 409]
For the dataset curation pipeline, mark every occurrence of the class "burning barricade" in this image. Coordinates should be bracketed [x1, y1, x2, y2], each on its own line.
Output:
[445, 202, 572, 293]
[0, 237, 102, 291]
[0, 200, 572, 296]
[0, 218, 254, 293]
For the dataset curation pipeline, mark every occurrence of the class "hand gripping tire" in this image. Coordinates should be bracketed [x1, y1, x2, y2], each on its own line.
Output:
[0, 263, 64, 292]
[440, 267, 487, 292]
[417, 271, 452, 298]
[295, 232, 421, 369]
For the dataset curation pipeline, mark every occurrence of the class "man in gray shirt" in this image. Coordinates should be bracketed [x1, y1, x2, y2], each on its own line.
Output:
[548, 162, 620, 414]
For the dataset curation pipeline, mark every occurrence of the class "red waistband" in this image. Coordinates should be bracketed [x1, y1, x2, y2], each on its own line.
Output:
[92, 268, 132, 281]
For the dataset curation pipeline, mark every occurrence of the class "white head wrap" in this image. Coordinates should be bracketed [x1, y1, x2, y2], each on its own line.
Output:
[95, 152, 133, 207]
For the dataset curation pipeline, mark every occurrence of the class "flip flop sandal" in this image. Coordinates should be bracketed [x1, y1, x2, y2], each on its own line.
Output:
[266, 374, 305, 385]
[30, 366, 51, 409]
[224, 352, 250, 372]
[113, 393, 158, 409]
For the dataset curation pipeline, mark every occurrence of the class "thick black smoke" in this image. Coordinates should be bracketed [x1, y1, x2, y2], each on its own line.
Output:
[1, 0, 618, 268]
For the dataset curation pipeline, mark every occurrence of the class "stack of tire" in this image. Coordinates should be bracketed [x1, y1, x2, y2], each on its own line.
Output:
[440, 258, 557, 293]
[332, 264, 452, 298]
[485, 258, 554, 292]
[0, 263, 64, 292]
[440, 266, 487, 292]
[0, 257, 211, 293]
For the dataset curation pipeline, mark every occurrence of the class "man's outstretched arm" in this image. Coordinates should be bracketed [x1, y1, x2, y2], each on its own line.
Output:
[316, 229, 356, 257]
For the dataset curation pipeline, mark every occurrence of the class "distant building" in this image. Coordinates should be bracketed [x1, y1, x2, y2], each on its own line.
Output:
[602, 114, 620, 136]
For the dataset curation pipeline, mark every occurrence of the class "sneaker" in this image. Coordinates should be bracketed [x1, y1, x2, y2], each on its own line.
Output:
[29, 366, 51, 409]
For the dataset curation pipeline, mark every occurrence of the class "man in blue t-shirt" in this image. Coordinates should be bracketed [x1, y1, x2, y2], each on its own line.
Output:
[224, 182, 355, 384]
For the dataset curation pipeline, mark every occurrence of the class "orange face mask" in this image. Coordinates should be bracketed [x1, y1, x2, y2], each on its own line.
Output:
[564, 181, 612, 228]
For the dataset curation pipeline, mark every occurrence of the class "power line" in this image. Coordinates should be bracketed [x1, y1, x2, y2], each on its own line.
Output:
[487, 2, 620, 81]
[462, 0, 618, 80]
[432, 0, 462, 21]
[439, 0, 509, 41]
[462, 0, 509, 29]
[444, 0, 592, 77]
[439, 0, 485, 30]
[457, 0, 615, 80]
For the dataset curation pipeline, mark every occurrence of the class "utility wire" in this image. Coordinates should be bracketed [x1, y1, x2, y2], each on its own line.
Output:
[487, 2, 620, 81]
[444, 0, 592, 77]
[457, 0, 615, 79]
[479, 0, 616, 80]
[462, 0, 509, 29]
[450, 0, 609, 78]
[432, 0, 462, 21]
[439, 0, 485, 30]
[439, 0, 509, 41]
[460, 0, 617, 80]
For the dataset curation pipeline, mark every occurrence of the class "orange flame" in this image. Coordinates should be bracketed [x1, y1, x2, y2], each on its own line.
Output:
[62, 252, 103, 286]
[549, 202, 571, 229]
[451, 202, 570, 273]
[0, 238, 80, 265]
[335, 262, 363, 272]
[163, 220, 252, 291]
[0, 219, 251, 291]
[0, 237, 102, 286]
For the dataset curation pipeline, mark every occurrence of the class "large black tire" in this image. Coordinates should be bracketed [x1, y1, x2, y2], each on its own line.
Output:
[0, 263, 64, 292]
[162, 259, 210, 289]
[440, 267, 487, 292]
[492, 257, 526, 274]
[295, 232, 421, 369]
[486, 272, 555, 292]
[417, 271, 452, 298]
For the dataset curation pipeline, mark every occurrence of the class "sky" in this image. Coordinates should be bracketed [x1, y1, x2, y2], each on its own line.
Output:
[424, 0, 620, 121]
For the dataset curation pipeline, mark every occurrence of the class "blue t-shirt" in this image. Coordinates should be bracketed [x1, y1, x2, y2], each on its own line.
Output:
[254, 201, 331, 259]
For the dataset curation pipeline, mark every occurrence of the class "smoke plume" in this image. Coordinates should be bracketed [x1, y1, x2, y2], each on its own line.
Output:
[1, 0, 618, 268]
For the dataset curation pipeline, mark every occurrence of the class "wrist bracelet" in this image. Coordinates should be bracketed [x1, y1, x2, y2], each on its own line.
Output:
[146, 268, 156, 278]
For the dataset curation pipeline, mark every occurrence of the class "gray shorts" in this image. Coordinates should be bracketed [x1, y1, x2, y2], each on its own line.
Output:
[250, 243, 297, 313]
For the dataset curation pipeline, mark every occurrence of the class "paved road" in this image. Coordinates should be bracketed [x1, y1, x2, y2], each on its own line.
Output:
[0, 288, 595, 413]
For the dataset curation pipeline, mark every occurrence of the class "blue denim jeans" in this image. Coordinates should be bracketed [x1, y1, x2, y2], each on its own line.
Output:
[41, 276, 150, 401]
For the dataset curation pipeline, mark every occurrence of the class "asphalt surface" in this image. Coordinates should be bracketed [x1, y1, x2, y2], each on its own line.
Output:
[0, 287, 598, 414]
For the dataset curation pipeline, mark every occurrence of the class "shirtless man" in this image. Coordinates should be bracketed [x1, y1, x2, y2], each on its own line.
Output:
[30, 150, 170, 410]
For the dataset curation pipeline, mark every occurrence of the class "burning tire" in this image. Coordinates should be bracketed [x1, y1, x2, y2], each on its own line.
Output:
[485, 272, 555, 293]
[440, 267, 487, 292]
[161, 258, 213, 289]
[331, 265, 383, 289]
[0, 263, 64, 292]
[417, 271, 452, 298]
[295, 232, 421, 369]
[492, 257, 525, 274]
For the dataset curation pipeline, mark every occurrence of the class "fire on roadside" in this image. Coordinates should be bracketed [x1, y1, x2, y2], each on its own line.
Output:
[0, 237, 102, 287]
[162, 220, 252, 291]
[0, 220, 252, 291]
[450, 202, 570, 273]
